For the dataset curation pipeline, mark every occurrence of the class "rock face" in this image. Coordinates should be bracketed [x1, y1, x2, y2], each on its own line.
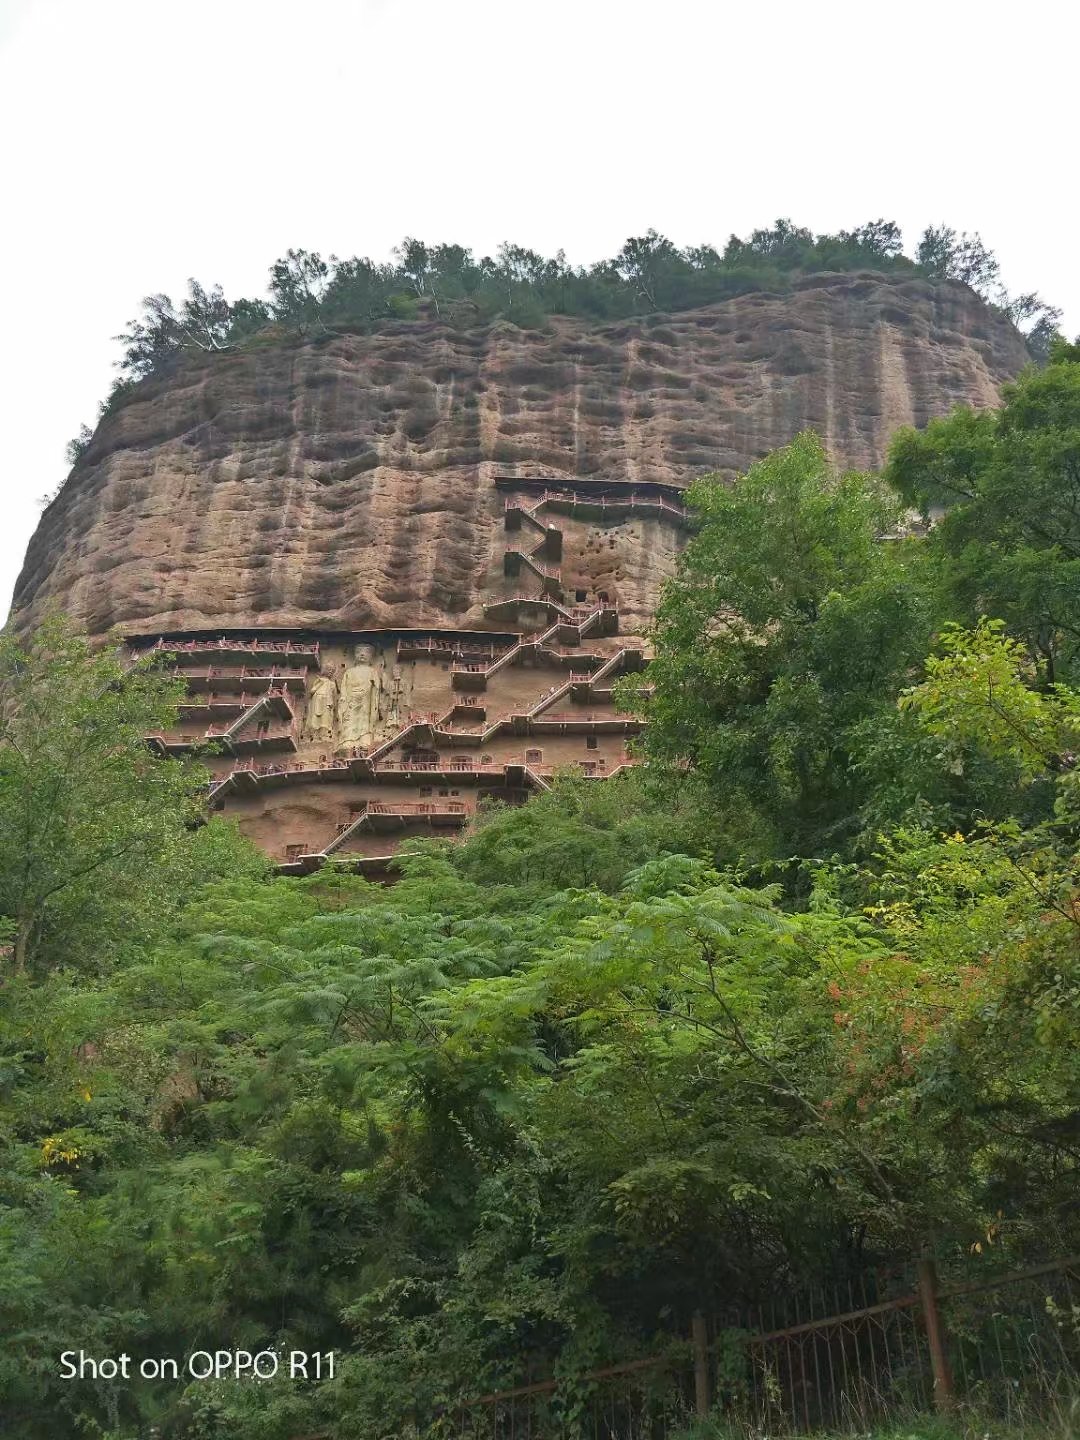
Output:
[8, 271, 1029, 873]
[11, 272, 1028, 640]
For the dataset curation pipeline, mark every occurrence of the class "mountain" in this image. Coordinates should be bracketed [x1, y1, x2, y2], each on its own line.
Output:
[12, 272, 1026, 639]
[8, 272, 1029, 871]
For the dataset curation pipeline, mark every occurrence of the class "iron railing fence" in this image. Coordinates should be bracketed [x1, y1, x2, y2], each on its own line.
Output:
[432, 1355, 697, 1440]
[430, 1254, 1080, 1439]
[937, 1256, 1080, 1426]
[718, 1262, 933, 1433]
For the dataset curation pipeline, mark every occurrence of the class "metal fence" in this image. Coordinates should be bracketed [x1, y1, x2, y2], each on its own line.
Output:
[938, 1256, 1080, 1425]
[731, 1264, 932, 1432]
[432, 1356, 698, 1439]
[432, 1254, 1080, 1438]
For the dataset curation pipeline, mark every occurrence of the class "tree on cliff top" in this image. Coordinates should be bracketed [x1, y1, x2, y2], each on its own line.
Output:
[114, 280, 260, 378]
[95, 218, 1059, 433]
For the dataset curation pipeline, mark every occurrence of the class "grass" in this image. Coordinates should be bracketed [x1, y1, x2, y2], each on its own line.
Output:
[669, 1411, 1080, 1440]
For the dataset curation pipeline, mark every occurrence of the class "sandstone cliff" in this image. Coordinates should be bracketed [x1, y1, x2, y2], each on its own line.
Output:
[12, 272, 1029, 639]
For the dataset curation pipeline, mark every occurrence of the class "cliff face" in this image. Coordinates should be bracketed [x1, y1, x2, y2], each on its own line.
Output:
[12, 272, 1028, 638]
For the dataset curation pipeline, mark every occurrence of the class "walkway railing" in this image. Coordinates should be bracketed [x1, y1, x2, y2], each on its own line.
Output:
[143, 637, 319, 661]
[505, 490, 689, 523]
[169, 664, 308, 685]
[366, 801, 469, 816]
[210, 753, 640, 799]
[180, 684, 294, 712]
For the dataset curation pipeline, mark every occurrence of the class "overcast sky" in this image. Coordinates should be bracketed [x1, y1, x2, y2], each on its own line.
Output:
[1, 0, 1076, 621]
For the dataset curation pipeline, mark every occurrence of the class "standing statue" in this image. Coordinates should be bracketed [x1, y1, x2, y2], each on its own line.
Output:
[303, 672, 339, 745]
[337, 644, 381, 749]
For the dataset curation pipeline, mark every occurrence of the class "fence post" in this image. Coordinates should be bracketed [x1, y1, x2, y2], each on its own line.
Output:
[691, 1309, 711, 1417]
[916, 1252, 954, 1410]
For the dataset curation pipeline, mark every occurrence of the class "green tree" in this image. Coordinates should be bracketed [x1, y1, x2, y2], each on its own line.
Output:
[629, 433, 936, 856]
[885, 341, 1080, 684]
[1, 757, 1077, 1436]
[115, 290, 184, 377]
[94, 218, 1050, 415]
[724, 217, 814, 265]
[839, 218, 903, 259]
[613, 229, 684, 308]
[0, 617, 232, 972]
[395, 235, 431, 295]
[115, 279, 246, 379]
[267, 247, 329, 332]
[63, 423, 93, 467]
[915, 224, 1000, 294]
[321, 254, 396, 327]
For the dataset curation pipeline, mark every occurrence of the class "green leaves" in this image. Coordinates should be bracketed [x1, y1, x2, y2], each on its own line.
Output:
[13, 354, 1080, 1437]
[0, 616, 261, 975]
[885, 343, 1080, 683]
[901, 618, 1078, 779]
[2, 762, 1079, 1436]
[633, 433, 937, 855]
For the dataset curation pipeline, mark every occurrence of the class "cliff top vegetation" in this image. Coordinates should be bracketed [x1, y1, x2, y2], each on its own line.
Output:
[64, 218, 1062, 465]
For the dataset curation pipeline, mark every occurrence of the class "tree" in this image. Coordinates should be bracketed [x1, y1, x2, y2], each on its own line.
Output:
[453, 768, 720, 893]
[320, 255, 397, 327]
[395, 236, 431, 295]
[64, 424, 92, 466]
[614, 229, 683, 308]
[0, 617, 226, 973]
[1, 698, 1078, 1434]
[97, 220, 1048, 403]
[885, 341, 1080, 684]
[115, 291, 184, 377]
[1000, 291, 1064, 362]
[915, 225, 1000, 294]
[226, 295, 272, 339]
[268, 247, 329, 332]
[629, 433, 936, 855]
[684, 242, 723, 270]
[725, 218, 814, 265]
[1024, 308, 1065, 364]
[491, 242, 555, 310]
[839, 219, 903, 259]
[115, 279, 253, 381]
[176, 278, 234, 352]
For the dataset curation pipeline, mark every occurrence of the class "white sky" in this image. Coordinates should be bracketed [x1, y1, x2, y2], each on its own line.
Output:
[2, 0, 1077, 621]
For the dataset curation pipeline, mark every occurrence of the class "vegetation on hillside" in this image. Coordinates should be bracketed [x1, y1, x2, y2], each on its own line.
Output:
[4, 345, 1080, 1438]
[63, 219, 1061, 467]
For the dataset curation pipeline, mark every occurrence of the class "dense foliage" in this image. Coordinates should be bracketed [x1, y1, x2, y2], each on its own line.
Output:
[63, 220, 1060, 466]
[633, 342, 1080, 858]
[886, 341, 1080, 685]
[0, 618, 261, 974]
[5, 347, 1080, 1438]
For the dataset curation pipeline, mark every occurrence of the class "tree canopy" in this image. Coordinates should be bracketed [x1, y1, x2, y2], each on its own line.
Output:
[0, 617, 260, 974]
[6, 346, 1080, 1438]
[885, 340, 1080, 685]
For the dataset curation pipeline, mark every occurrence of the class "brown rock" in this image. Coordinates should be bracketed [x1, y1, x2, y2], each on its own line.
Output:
[11, 273, 1027, 640]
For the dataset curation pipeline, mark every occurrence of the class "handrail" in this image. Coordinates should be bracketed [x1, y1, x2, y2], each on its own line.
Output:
[206, 723, 294, 740]
[505, 491, 688, 521]
[373, 760, 506, 774]
[367, 801, 469, 816]
[145, 637, 319, 657]
[528, 711, 639, 723]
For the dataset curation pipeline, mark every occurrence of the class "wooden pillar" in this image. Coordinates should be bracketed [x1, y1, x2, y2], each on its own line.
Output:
[691, 1309, 711, 1418]
[917, 1254, 954, 1410]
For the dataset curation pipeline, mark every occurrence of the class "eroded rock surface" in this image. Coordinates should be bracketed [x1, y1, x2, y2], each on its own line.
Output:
[11, 273, 1028, 638]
